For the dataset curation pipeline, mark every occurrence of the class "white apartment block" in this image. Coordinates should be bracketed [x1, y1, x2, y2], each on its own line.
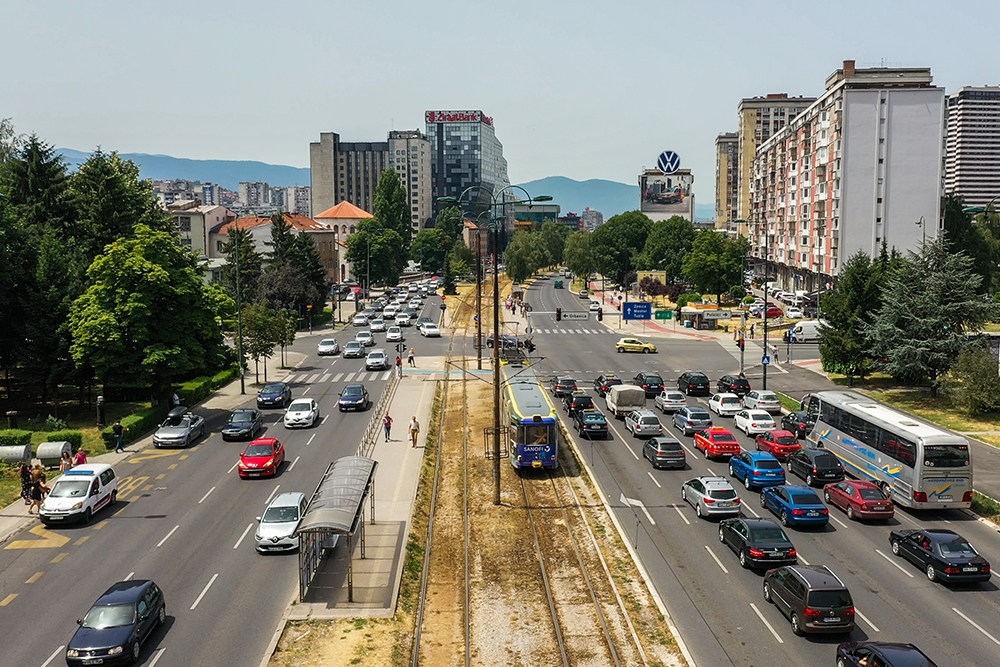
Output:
[239, 181, 270, 208]
[284, 186, 312, 216]
[715, 132, 739, 232]
[750, 60, 944, 293]
[388, 130, 433, 234]
[946, 86, 1000, 208]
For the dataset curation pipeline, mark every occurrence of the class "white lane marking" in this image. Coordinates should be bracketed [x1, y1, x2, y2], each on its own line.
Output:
[953, 607, 1000, 645]
[620, 441, 640, 461]
[704, 545, 729, 574]
[288, 456, 300, 471]
[797, 552, 810, 565]
[265, 485, 280, 505]
[307, 374, 319, 383]
[855, 608, 880, 633]
[345, 372, 356, 382]
[620, 494, 655, 525]
[741, 501, 760, 518]
[40, 646, 65, 667]
[750, 602, 784, 643]
[382, 370, 392, 380]
[332, 372, 344, 382]
[829, 514, 848, 529]
[329, 359, 338, 367]
[227, 461, 239, 474]
[646, 472, 661, 488]
[157, 525, 180, 548]
[198, 487, 216, 504]
[125, 571, 135, 581]
[320, 374, 330, 383]
[876, 548, 914, 577]
[189, 572, 219, 610]
[307, 434, 316, 446]
[233, 523, 254, 550]
[321, 415, 329, 425]
[147, 648, 167, 667]
[284, 374, 297, 383]
[302, 387, 310, 395]
[672, 503, 691, 525]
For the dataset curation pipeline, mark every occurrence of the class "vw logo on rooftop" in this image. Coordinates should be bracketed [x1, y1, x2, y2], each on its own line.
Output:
[657, 150, 681, 174]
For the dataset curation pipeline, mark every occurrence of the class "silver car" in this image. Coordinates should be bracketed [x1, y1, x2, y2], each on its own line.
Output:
[356, 331, 375, 347]
[681, 476, 743, 519]
[743, 390, 782, 414]
[672, 406, 713, 436]
[625, 409, 663, 438]
[370, 318, 387, 332]
[654, 390, 687, 414]
[386, 326, 403, 342]
[255, 492, 307, 553]
[343, 341, 365, 358]
[316, 338, 340, 356]
[366, 349, 389, 371]
[352, 314, 369, 327]
[153, 406, 205, 448]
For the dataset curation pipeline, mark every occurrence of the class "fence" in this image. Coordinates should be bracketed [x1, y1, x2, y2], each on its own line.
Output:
[357, 371, 401, 458]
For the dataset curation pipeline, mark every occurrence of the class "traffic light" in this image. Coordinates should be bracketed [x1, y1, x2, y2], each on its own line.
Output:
[597, 307, 603, 322]
[556, 307, 562, 321]
[738, 337, 745, 351]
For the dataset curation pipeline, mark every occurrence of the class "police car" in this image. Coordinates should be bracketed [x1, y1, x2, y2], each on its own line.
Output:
[39, 463, 118, 525]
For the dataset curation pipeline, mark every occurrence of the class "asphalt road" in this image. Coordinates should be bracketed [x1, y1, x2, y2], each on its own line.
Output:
[523, 276, 1000, 667]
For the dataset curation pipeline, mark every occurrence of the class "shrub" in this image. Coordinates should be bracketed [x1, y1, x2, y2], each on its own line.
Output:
[945, 344, 1000, 414]
[178, 366, 239, 405]
[45, 430, 84, 452]
[0, 430, 32, 448]
[101, 406, 169, 449]
[677, 292, 702, 308]
[45, 415, 69, 431]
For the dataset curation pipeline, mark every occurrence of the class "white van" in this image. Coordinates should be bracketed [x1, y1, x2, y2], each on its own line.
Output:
[606, 384, 647, 419]
[39, 463, 118, 525]
[785, 319, 824, 343]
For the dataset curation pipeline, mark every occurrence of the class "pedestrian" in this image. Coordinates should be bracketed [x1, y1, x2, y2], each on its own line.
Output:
[383, 413, 393, 442]
[408, 416, 420, 447]
[27, 477, 43, 515]
[59, 450, 74, 473]
[407, 347, 415, 367]
[32, 464, 49, 499]
[395, 356, 403, 378]
[19, 462, 31, 506]
[112, 419, 124, 453]
[749, 323, 756, 340]
[74, 448, 88, 467]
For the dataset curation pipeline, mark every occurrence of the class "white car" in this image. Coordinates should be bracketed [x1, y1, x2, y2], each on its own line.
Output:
[420, 323, 441, 337]
[283, 398, 318, 428]
[654, 390, 687, 414]
[742, 390, 782, 414]
[395, 312, 413, 327]
[370, 318, 387, 332]
[352, 314, 369, 327]
[365, 349, 389, 371]
[386, 326, 403, 342]
[589, 301, 601, 312]
[316, 338, 340, 356]
[786, 307, 805, 319]
[733, 409, 776, 435]
[708, 393, 742, 417]
[383, 305, 399, 318]
[355, 331, 374, 346]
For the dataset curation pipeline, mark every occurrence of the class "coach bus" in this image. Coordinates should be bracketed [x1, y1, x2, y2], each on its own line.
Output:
[501, 364, 559, 470]
[805, 391, 972, 509]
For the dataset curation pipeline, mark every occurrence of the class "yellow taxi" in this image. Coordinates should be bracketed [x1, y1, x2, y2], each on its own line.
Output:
[615, 337, 657, 354]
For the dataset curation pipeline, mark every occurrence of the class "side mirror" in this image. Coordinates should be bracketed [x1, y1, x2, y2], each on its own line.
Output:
[255, 516, 261, 522]
[77, 619, 83, 626]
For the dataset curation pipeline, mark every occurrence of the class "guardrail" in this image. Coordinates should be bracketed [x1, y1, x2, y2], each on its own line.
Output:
[357, 371, 401, 458]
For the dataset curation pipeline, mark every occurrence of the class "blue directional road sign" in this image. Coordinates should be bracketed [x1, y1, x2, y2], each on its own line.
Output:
[623, 302, 652, 321]
[657, 150, 681, 174]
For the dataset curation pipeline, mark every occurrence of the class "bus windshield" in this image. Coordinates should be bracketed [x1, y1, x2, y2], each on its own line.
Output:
[923, 445, 969, 468]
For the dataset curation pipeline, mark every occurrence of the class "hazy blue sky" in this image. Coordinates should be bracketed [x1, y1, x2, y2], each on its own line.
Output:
[6, 0, 999, 206]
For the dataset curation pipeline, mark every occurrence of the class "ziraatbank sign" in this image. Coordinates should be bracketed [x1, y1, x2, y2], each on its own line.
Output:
[425, 110, 494, 126]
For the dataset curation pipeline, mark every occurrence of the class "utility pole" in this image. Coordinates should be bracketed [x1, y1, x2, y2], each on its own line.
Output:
[492, 222, 502, 506]
[476, 227, 483, 370]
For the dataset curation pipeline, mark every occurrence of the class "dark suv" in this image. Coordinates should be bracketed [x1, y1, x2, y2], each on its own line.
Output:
[677, 371, 711, 396]
[787, 447, 845, 486]
[593, 373, 623, 397]
[763, 565, 855, 636]
[716, 374, 751, 398]
[633, 372, 665, 397]
[564, 392, 595, 416]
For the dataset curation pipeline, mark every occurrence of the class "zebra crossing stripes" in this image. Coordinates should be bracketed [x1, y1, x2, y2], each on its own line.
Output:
[282, 369, 395, 384]
[535, 328, 615, 335]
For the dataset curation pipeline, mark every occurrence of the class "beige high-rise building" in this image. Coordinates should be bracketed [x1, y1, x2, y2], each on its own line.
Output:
[309, 132, 389, 222]
[714, 132, 738, 232]
[946, 86, 1000, 207]
[388, 129, 433, 234]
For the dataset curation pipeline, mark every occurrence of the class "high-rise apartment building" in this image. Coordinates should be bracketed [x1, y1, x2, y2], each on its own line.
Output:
[737, 94, 816, 222]
[714, 132, 739, 231]
[239, 181, 270, 208]
[309, 132, 389, 220]
[388, 130, 433, 234]
[946, 86, 1000, 207]
[581, 208, 604, 230]
[283, 186, 312, 217]
[750, 60, 945, 293]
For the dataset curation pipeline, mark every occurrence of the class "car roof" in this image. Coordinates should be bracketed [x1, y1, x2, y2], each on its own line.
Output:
[703, 427, 734, 435]
[95, 579, 155, 605]
[766, 429, 797, 437]
[785, 564, 845, 588]
[783, 484, 819, 494]
[62, 463, 114, 478]
[248, 437, 280, 446]
[745, 451, 779, 462]
[714, 392, 739, 399]
[701, 476, 733, 488]
[650, 435, 681, 445]
[801, 447, 836, 459]
[231, 408, 257, 415]
[319, 338, 337, 344]
[631, 409, 657, 417]
[739, 517, 782, 530]
[268, 491, 306, 508]
[747, 409, 772, 416]
[924, 529, 960, 541]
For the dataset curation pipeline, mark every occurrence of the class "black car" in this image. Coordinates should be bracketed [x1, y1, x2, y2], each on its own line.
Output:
[66, 580, 165, 666]
[221, 408, 262, 441]
[257, 382, 292, 408]
[837, 641, 940, 667]
[780, 411, 815, 439]
[786, 447, 844, 486]
[573, 409, 608, 439]
[633, 372, 665, 397]
[593, 373, 623, 397]
[716, 374, 751, 398]
[642, 435, 686, 469]
[676, 371, 711, 396]
[889, 528, 991, 583]
[718, 517, 797, 569]
[486, 333, 522, 349]
[564, 392, 595, 416]
[551, 376, 578, 398]
[762, 565, 855, 635]
[338, 384, 371, 412]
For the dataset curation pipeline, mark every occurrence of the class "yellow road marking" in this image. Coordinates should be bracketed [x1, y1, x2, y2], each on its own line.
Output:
[74, 535, 90, 546]
[168, 464, 178, 470]
[4, 525, 71, 550]
[51, 552, 70, 563]
[0, 594, 16, 606]
[128, 449, 183, 465]
[93, 520, 109, 531]
[143, 484, 153, 492]
[25, 572, 43, 584]
[180, 454, 189, 460]
[155, 474, 166, 480]
[117, 475, 149, 500]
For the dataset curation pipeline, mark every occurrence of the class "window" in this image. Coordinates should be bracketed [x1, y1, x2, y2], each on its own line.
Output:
[178, 216, 191, 231]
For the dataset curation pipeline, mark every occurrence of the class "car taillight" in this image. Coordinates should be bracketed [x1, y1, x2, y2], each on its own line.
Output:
[944, 566, 962, 574]
[753, 470, 764, 476]
[803, 607, 822, 618]
[751, 422, 758, 428]
[788, 548, 797, 558]
[734, 497, 741, 503]
[688, 384, 694, 389]
[792, 509, 805, 515]
[812, 467, 818, 474]
[913, 491, 928, 503]
[984, 565, 991, 573]
[844, 607, 856, 617]
[963, 491, 973, 502]
[821, 508, 829, 514]
[704, 497, 715, 504]
[748, 548, 765, 557]
[798, 422, 806, 429]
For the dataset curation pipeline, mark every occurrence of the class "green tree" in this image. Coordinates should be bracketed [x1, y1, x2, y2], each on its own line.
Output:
[68, 224, 227, 398]
[681, 231, 748, 303]
[0, 135, 74, 233]
[504, 230, 538, 284]
[434, 206, 464, 245]
[0, 117, 22, 160]
[563, 231, 594, 279]
[221, 227, 264, 304]
[590, 210, 652, 284]
[259, 216, 326, 314]
[410, 228, 453, 275]
[945, 343, 1000, 414]
[0, 194, 32, 375]
[942, 192, 995, 294]
[373, 167, 411, 246]
[242, 302, 286, 383]
[638, 216, 696, 282]
[818, 252, 886, 384]
[346, 220, 407, 289]
[538, 221, 570, 267]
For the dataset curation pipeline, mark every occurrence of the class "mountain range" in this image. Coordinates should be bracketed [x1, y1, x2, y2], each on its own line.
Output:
[55, 148, 714, 220]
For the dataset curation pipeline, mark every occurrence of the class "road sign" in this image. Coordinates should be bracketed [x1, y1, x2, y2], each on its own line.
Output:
[561, 312, 589, 321]
[701, 310, 732, 320]
[657, 150, 681, 174]
[654, 310, 672, 320]
[473, 315, 478, 321]
[623, 302, 652, 321]
[762, 355, 771, 365]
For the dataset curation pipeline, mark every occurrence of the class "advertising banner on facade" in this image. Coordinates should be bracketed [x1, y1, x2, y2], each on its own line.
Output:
[639, 169, 694, 217]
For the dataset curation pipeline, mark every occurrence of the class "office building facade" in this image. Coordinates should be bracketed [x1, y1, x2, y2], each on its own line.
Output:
[309, 132, 389, 221]
[946, 86, 1000, 207]
[388, 130, 433, 234]
[714, 132, 739, 231]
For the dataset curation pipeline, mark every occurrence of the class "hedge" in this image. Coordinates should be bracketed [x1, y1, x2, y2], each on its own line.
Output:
[178, 367, 238, 405]
[0, 430, 32, 448]
[44, 430, 84, 452]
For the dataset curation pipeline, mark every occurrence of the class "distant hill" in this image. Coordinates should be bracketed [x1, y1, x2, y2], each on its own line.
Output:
[515, 175, 714, 221]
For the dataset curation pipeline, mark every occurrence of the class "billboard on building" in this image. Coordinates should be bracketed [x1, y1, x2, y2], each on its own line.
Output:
[424, 110, 494, 126]
[639, 169, 694, 217]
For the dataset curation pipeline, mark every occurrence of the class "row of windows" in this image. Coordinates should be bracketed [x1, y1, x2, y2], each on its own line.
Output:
[814, 402, 917, 467]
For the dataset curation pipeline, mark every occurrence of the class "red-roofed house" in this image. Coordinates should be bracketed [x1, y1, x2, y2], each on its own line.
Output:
[313, 201, 373, 236]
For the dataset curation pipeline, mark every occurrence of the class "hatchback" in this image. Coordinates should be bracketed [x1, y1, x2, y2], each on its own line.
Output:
[718, 517, 797, 569]
[593, 373, 623, 397]
[709, 393, 742, 417]
[889, 528, 991, 583]
[643, 436, 686, 469]
[729, 451, 785, 490]
[681, 476, 742, 518]
[836, 642, 940, 667]
[551, 376, 578, 398]
[781, 411, 815, 439]
[238, 437, 285, 478]
[760, 484, 829, 527]
[65, 580, 165, 666]
[625, 409, 662, 438]
[654, 390, 687, 414]
[283, 398, 318, 428]
[742, 390, 781, 413]
[676, 371, 710, 396]
[716, 374, 751, 397]
[574, 409, 608, 439]
[316, 338, 340, 356]
[672, 406, 713, 436]
[338, 384, 370, 411]
[615, 337, 656, 353]
[763, 565, 855, 635]
[564, 392, 595, 416]
[256, 491, 307, 553]
[734, 409, 776, 435]
[824, 480, 894, 521]
[787, 447, 844, 486]
[754, 429, 801, 460]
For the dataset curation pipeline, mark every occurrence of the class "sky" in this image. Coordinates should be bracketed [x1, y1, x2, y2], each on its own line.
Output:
[5, 0, 1000, 207]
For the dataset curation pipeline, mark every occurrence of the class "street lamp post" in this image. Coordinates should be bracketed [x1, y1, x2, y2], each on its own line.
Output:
[916, 215, 926, 247]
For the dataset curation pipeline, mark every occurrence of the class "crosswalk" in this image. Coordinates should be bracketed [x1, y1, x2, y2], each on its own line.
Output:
[533, 328, 616, 335]
[283, 370, 393, 384]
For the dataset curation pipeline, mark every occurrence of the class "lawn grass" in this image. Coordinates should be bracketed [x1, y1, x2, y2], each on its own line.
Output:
[865, 389, 1000, 435]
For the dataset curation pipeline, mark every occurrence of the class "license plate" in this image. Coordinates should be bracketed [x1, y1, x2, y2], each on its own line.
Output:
[82, 660, 104, 665]
[768, 552, 783, 558]
[807, 511, 819, 517]
[938, 495, 953, 501]
[963, 567, 979, 572]
[824, 617, 841, 623]
[249, 472, 260, 477]
[871, 506, 887, 511]
[717, 502, 733, 507]
[47, 516, 64, 521]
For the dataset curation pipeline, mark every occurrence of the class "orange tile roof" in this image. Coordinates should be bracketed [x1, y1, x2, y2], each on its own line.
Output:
[214, 212, 333, 235]
[314, 201, 374, 220]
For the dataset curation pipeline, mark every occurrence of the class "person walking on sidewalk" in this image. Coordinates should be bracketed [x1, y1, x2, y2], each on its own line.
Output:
[59, 451, 74, 473]
[408, 416, 420, 447]
[407, 347, 415, 367]
[112, 420, 125, 453]
[395, 356, 403, 378]
[74, 449, 88, 467]
[749, 323, 756, 340]
[383, 413, 393, 442]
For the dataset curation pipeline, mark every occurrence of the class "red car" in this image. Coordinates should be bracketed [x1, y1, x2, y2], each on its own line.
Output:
[823, 480, 894, 521]
[238, 437, 285, 479]
[693, 427, 742, 459]
[754, 429, 802, 460]
[763, 305, 783, 319]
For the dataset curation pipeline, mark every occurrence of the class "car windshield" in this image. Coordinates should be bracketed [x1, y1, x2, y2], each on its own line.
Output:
[230, 412, 254, 424]
[940, 539, 978, 557]
[345, 342, 361, 349]
[245, 445, 273, 457]
[288, 401, 312, 412]
[757, 460, 782, 470]
[775, 435, 798, 445]
[923, 444, 970, 468]
[343, 386, 363, 396]
[82, 603, 135, 629]
[665, 393, 684, 401]
[859, 488, 887, 500]
[48, 479, 90, 498]
[645, 376, 663, 384]
[721, 397, 740, 405]
[709, 489, 738, 500]
[162, 416, 191, 428]
[715, 435, 738, 444]
[575, 397, 594, 406]
[809, 590, 852, 608]
[814, 455, 839, 468]
[758, 393, 778, 401]
[750, 527, 789, 542]
[262, 384, 285, 394]
[789, 492, 821, 505]
[262, 506, 299, 523]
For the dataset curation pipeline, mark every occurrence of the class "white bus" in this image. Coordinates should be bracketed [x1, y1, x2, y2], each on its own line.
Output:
[805, 391, 972, 510]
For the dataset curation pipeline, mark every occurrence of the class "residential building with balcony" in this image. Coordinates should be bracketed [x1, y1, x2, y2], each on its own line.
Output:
[581, 207, 604, 230]
[388, 130, 433, 235]
[283, 186, 312, 216]
[714, 132, 739, 232]
[945, 86, 1000, 207]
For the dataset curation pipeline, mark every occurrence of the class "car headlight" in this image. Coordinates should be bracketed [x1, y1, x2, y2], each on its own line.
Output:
[254, 533, 262, 541]
[108, 646, 124, 655]
[71, 502, 84, 510]
[263, 458, 274, 468]
[66, 649, 79, 657]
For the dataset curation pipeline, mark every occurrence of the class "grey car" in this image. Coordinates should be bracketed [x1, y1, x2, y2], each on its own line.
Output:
[643, 435, 686, 469]
[153, 406, 206, 448]
[681, 476, 742, 518]
[343, 341, 365, 358]
[255, 492, 307, 553]
[625, 409, 663, 438]
[654, 390, 687, 414]
[672, 406, 713, 436]
[316, 338, 340, 356]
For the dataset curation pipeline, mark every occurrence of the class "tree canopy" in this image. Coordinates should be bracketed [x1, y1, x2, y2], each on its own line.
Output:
[346, 219, 407, 288]
[563, 230, 594, 279]
[590, 210, 652, 284]
[638, 216, 696, 283]
[373, 167, 411, 247]
[681, 230, 747, 303]
[410, 228, 453, 275]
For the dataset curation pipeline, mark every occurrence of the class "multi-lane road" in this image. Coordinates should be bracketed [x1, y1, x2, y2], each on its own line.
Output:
[524, 276, 1000, 667]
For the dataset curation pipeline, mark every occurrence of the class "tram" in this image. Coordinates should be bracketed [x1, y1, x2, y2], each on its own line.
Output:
[501, 363, 559, 469]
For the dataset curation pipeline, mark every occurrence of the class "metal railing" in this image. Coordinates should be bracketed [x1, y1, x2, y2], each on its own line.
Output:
[357, 372, 401, 458]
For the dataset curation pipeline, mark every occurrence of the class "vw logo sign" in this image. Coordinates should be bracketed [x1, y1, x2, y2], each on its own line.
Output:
[657, 151, 681, 174]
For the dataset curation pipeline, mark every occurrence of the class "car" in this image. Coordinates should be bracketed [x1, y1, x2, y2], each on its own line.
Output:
[238, 437, 285, 478]
[39, 464, 117, 526]
[283, 398, 319, 428]
[593, 373, 623, 397]
[221, 408, 262, 441]
[578, 289, 589, 298]
[316, 338, 340, 356]
[419, 323, 441, 337]
[355, 331, 375, 346]
[369, 318, 387, 332]
[654, 390, 687, 414]
[257, 381, 292, 408]
[786, 447, 845, 486]
[760, 484, 829, 527]
[255, 491, 307, 553]
[152, 406, 205, 448]
[633, 372, 665, 397]
[395, 312, 413, 327]
[824, 480, 894, 521]
[718, 517, 797, 569]
[365, 349, 389, 371]
[338, 384, 370, 411]
[742, 390, 782, 413]
[65, 580, 165, 666]
[715, 374, 751, 397]
[781, 411, 815, 438]
[734, 409, 776, 435]
[729, 451, 785, 490]
[615, 337, 656, 354]
[889, 528, 991, 583]
[693, 427, 742, 459]
[681, 476, 742, 518]
[588, 301, 601, 312]
[573, 409, 609, 439]
[676, 371, 711, 396]
[761, 305, 783, 319]
[417, 315, 434, 327]
[763, 565, 855, 636]
[551, 376, 578, 398]
[486, 333, 522, 349]
[642, 435, 686, 469]
[385, 326, 404, 342]
[747, 303, 765, 318]
[361, 308, 376, 319]
[563, 392, 595, 416]
[836, 642, 940, 667]
[672, 406, 713, 436]
[625, 409, 663, 438]
[352, 314, 369, 327]
[754, 429, 801, 460]
[708, 393, 742, 417]
[383, 305, 400, 319]
[342, 340, 365, 358]
[785, 307, 805, 319]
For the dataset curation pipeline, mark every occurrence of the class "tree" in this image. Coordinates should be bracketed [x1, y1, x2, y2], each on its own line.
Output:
[410, 228, 453, 275]
[865, 237, 1000, 395]
[241, 302, 286, 383]
[945, 343, 1000, 414]
[373, 168, 411, 247]
[220, 227, 264, 304]
[563, 231, 594, 279]
[0, 194, 32, 375]
[638, 216, 696, 282]
[503, 230, 538, 284]
[590, 210, 652, 284]
[259, 216, 326, 315]
[434, 206, 464, 246]
[0, 134, 74, 233]
[942, 192, 995, 294]
[0, 117, 22, 161]
[538, 221, 570, 266]
[345, 219, 407, 288]
[68, 224, 227, 398]
[681, 231, 748, 303]
[818, 252, 886, 384]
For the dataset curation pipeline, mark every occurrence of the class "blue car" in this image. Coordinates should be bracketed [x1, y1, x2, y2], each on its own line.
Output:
[66, 579, 165, 665]
[257, 381, 291, 408]
[729, 451, 785, 490]
[760, 484, 829, 527]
